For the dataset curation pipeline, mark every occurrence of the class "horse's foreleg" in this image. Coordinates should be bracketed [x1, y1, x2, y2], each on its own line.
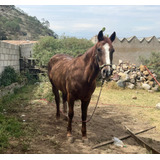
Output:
[62, 93, 67, 114]
[67, 95, 74, 139]
[81, 99, 90, 140]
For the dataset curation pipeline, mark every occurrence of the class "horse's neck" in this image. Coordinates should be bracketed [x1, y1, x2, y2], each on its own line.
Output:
[82, 46, 99, 83]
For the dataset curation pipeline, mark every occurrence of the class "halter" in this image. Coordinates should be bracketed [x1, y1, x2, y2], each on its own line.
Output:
[95, 54, 112, 70]
[99, 64, 112, 70]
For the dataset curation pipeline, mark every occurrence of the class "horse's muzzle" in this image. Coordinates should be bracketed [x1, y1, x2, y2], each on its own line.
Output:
[101, 67, 113, 79]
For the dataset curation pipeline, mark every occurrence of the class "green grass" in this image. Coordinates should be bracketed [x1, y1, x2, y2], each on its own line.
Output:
[92, 81, 160, 131]
[0, 114, 22, 151]
[93, 82, 160, 107]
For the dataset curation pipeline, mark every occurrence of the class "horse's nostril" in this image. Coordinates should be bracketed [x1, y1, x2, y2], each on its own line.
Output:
[103, 69, 107, 74]
[101, 68, 107, 79]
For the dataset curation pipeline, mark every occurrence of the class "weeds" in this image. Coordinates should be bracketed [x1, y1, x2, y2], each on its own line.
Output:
[0, 114, 22, 153]
[0, 84, 36, 153]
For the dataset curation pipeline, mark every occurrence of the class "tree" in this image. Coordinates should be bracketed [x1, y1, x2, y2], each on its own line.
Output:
[33, 36, 94, 67]
[33, 36, 59, 66]
[41, 18, 50, 28]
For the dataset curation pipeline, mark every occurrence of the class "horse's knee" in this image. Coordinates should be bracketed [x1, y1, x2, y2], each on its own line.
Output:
[68, 111, 74, 119]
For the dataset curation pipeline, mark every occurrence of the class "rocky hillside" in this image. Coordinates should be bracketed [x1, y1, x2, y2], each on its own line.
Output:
[0, 5, 57, 40]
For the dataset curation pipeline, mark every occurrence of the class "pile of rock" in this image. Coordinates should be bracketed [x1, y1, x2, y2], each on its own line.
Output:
[111, 60, 159, 91]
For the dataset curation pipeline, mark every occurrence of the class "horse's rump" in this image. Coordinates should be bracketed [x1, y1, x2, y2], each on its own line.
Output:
[48, 54, 73, 93]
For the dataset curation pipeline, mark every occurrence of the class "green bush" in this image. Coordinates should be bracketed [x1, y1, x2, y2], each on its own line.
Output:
[139, 52, 160, 80]
[0, 66, 19, 87]
[33, 36, 94, 67]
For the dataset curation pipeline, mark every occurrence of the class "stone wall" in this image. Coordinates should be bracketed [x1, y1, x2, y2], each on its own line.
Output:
[0, 41, 20, 74]
[91, 36, 160, 65]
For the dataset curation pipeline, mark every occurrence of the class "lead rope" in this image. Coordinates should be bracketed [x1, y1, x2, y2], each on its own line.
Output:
[84, 79, 104, 123]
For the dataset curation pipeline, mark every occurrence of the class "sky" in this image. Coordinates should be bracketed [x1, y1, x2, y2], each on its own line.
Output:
[15, 5, 160, 39]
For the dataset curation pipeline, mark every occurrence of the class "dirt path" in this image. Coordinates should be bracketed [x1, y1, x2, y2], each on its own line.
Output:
[7, 96, 160, 154]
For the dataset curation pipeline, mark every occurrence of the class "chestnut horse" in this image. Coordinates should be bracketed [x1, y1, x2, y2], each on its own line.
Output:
[48, 29, 116, 142]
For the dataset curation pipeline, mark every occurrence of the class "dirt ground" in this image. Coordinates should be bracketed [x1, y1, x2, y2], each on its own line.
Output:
[6, 95, 160, 154]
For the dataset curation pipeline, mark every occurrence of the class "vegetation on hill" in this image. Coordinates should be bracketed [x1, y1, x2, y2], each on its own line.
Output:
[33, 36, 94, 67]
[0, 5, 57, 40]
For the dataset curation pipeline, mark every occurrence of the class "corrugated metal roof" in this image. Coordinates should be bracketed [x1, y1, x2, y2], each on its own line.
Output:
[126, 36, 136, 42]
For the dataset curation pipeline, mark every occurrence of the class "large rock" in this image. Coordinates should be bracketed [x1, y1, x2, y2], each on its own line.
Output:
[148, 81, 154, 87]
[119, 59, 123, 65]
[112, 64, 116, 70]
[117, 80, 126, 88]
[127, 83, 135, 89]
[112, 73, 120, 81]
[143, 71, 149, 76]
[130, 78, 136, 84]
[140, 65, 146, 72]
[152, 85, 159, 91]
[156, 103, 160, 109]
[122, 63, 128, 71]
[136, 82, 142, 89]
[118, 72, 130, 81]
[137, 71, 141, 77]
[142, 83, 151, 90]
[147, 75, 153, 81]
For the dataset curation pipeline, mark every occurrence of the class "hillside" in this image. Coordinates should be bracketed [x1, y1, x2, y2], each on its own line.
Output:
[0, 5, 57, 40]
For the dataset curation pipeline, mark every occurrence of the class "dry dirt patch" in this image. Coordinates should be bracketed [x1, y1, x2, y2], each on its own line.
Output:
[4, 84, 160, 154]
[10, 98, 159, 154]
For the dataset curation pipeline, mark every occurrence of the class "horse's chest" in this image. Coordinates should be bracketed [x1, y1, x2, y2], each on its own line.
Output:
[67, 79, 96, 100]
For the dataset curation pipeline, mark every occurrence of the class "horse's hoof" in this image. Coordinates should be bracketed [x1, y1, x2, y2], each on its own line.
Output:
[56, 114, 60, 120]
[82, 137, 89, 144]
[63, 115, 68, 121]
[67, 136, 74, 143]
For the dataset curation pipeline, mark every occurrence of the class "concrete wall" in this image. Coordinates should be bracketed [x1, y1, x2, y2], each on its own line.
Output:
[0, 41, 35, 75]
[20, 43, 35, 59]
[91, 36, 160, 65]
[0, 41, 20, 74]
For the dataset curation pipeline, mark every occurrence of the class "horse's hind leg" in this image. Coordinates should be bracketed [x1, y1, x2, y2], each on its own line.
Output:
[62, 93, 68, 121]
[52, 85, 60, 119]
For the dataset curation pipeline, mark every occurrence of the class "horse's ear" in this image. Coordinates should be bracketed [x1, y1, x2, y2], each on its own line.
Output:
[109, 32, 116, 42]
[98, 30, 104, 42]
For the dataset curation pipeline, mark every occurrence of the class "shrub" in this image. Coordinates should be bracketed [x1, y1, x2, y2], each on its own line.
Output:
[139, 52, 160, 80]
[0, 66, 18, 87]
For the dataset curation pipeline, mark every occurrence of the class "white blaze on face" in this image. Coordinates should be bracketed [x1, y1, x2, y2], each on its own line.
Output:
[104, 43, 111, 71]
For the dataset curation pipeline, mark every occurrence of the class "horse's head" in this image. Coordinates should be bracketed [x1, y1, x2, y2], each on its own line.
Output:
[95, 30, 116, 79]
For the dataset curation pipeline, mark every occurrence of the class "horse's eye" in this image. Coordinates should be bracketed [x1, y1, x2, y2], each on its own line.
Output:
[97, 48, 102, 52]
